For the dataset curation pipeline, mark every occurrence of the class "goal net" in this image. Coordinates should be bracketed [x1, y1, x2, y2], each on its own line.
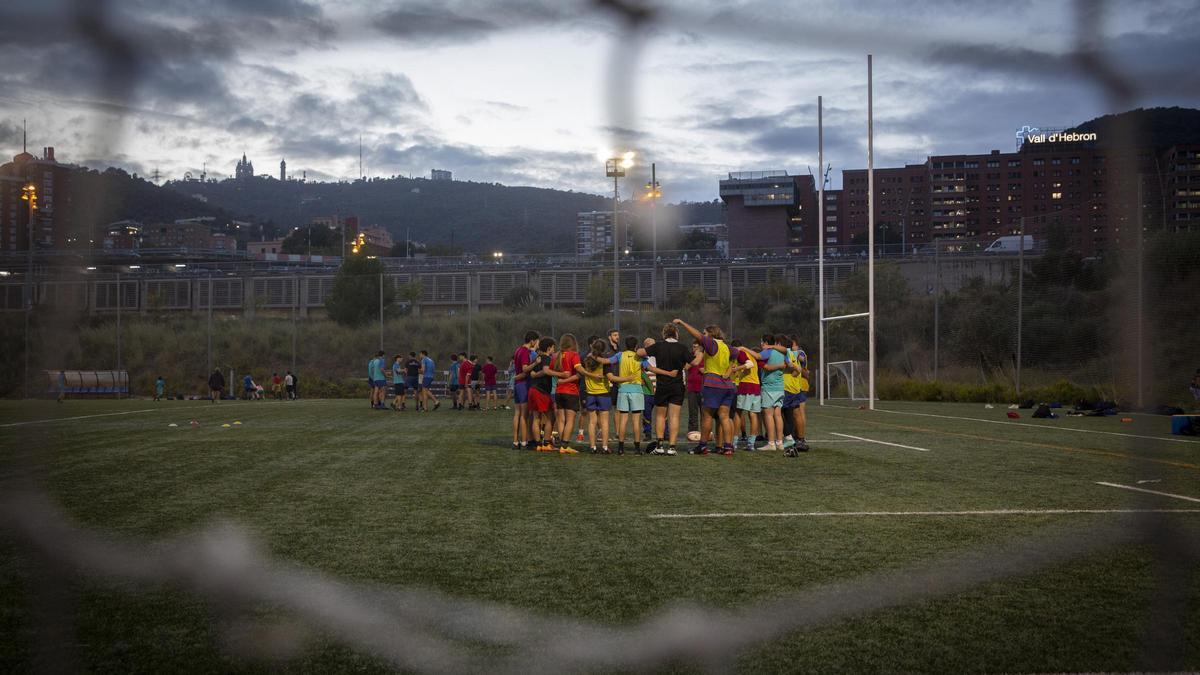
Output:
[826, 360, 869, 400]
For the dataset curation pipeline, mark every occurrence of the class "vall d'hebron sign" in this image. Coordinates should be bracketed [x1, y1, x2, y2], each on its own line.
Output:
[1016, 125, 1098, 148]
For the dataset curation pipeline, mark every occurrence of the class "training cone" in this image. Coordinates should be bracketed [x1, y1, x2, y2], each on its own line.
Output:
[1120, 417, 1133, 423]
[232, 421, 242, 425]
[221, 423, 232, 428]
[1006, 411, 1020, 419]
[168, 423, 178, 427]
[984, 404, 994, 409]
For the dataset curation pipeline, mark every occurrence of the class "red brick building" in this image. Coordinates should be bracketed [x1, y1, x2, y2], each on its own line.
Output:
[719, 171, 818, 252]
[0, 146, 73, 251]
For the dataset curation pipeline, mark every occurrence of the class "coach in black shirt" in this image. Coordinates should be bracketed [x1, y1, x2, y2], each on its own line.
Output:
[640, 323, 691, 454]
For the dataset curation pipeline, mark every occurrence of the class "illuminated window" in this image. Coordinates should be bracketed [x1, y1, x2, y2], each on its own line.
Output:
[1051, 192, 1063, 200]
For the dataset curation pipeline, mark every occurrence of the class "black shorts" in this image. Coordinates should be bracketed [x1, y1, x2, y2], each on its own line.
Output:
[654, 385, 685, 407]
[393, 383, 406, 396]
[554, 393, 580, 411]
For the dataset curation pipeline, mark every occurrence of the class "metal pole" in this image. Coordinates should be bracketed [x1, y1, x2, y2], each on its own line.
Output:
[866, 54, 876, 410]
[379, 272, 384, 351]
[651, 162, 657, 309]
[207, 276, 213, 373]
[933, 242, 940, 381]
[1016, 216, 1024, 397]
[818, 95, 826, 406]
[728, 270, 734, 338]
[291, 278, 297, 373]
[613, 175, 620, 332]
[116, 272, 122, 374]
[23, 187, 34, 399]
[1136, 179, 1144, 408]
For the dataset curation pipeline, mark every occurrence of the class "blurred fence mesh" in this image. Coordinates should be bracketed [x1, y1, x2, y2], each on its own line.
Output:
[2, 0, 1199, 671]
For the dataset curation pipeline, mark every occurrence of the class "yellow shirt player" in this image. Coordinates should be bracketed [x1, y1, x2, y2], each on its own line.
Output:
[782, 340, 810, 455]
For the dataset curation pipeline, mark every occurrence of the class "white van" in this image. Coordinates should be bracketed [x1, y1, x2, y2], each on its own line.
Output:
[984, 235, 1035, 254]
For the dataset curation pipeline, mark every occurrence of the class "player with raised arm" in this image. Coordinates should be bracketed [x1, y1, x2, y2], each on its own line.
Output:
[672, 318, 736, 456]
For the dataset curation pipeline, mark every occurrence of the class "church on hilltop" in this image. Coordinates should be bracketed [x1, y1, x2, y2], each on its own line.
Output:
[235, 153, 254, 180]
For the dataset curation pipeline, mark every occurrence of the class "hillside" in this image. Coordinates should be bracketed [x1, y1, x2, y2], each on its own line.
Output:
[65, 167, 239, 242]
[164, 174, 724, 253]
[1071, 106, 1200, 149]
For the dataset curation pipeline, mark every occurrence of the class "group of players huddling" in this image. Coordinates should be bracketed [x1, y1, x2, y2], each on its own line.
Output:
[364, 317, 811, 457]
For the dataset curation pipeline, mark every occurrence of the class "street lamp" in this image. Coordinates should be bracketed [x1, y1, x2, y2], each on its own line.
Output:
[606, 151, 634, 330]
[20, 183, 37, 399]
[645, 164, 661, 307]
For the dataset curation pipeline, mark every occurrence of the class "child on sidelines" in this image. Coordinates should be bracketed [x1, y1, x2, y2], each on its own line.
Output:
[271, 372, 282, 400]
[511, 331, 540, 449]
[482, 356, 498, 410]
[154, 375, 166, 401]
[553, 334, 582, 446]
[781, 334, 811, 455]
[391, 354, 407, 410]
[578, 339, 616, 453]
[528, 337, 575, 453]
[448, 354, 461, 410]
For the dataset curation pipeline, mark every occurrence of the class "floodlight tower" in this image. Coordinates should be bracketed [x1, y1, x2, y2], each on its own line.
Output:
[606, 152, 635, 330]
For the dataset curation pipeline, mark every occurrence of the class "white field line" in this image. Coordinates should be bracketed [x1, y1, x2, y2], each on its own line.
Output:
[1095, 481, 1200, 503]
[649, 509, 1200, 519]
[821, 403, 1200, 444]
[0, 400, 298, 428]
[830, 432, 931, 452]
[0, 408, 160, 427]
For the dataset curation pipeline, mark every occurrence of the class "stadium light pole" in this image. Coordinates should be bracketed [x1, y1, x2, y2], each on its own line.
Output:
[646, 163, 661, 308]
[20, 183, 36, 399]
[817, 95, 826, 406]
[606, 152, 634, 331]
[866, 54, 876, 410]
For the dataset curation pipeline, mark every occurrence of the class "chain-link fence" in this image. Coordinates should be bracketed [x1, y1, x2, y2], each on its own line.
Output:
[2, 0, 1199, 671]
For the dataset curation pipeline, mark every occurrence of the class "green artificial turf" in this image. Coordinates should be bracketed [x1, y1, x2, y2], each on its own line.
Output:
[1, 398, 1198, 673]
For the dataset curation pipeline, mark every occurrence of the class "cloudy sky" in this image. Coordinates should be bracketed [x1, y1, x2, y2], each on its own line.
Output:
[1, 0, 1197, 201]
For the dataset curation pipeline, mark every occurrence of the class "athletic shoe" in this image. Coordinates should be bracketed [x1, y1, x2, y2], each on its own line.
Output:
[434, 402, 441, 411]
[512, 442, 520, 450]
[720, 445, 734, 456]
[589, 446, 599, 454]
[781, 436, 795, 449]
[690, 444, 709, 455]
[797, 439, 810, 452]
[617, 443, 625, 456]
[602, 447, 612, 454]
[559, 446, 579, 455]
[665, 446, 678, 456]
[785, 448, 798, 458]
